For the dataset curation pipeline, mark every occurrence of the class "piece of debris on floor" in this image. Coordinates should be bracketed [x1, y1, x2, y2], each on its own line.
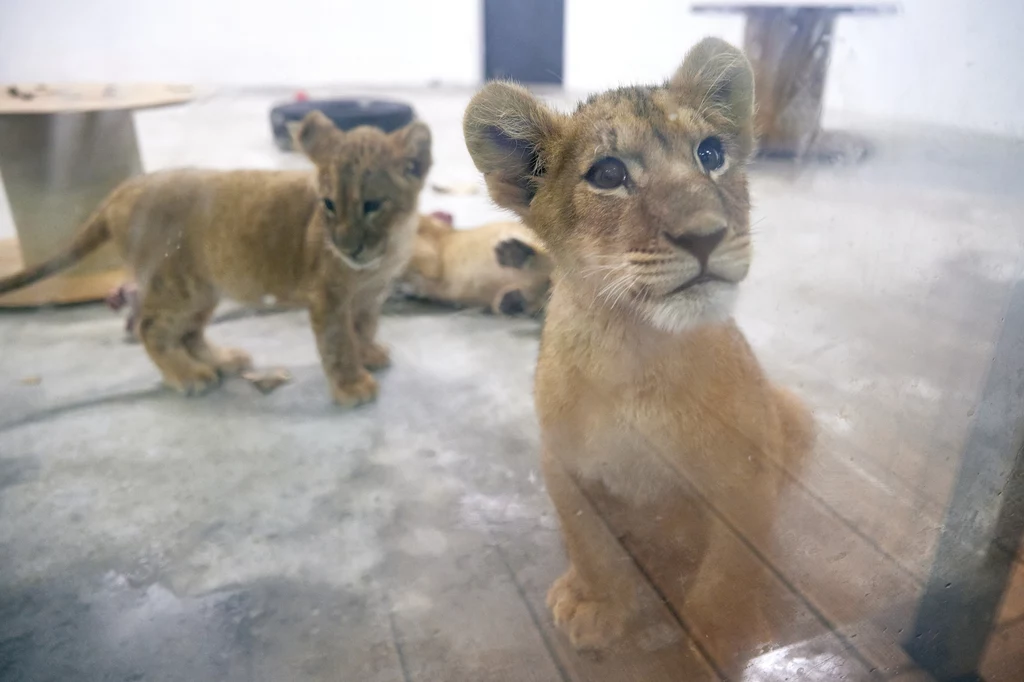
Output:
[242, 368, 292, 394]
[19, 375, 42, 386]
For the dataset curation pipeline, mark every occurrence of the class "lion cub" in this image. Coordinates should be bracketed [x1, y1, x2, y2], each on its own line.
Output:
[400, 213, 552, 315]
[0, 111, 431, 406]
[465, 38, 814, 648]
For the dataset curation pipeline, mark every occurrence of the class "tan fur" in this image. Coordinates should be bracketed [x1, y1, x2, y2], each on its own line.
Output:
[0, 111, 432, 405]
[465, 37, 814, 649]
[400, 214, 552, 314]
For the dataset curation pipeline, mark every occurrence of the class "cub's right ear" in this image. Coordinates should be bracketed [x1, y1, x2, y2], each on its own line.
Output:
[295, 110, 341, 165]
[463, 82, 564, 217]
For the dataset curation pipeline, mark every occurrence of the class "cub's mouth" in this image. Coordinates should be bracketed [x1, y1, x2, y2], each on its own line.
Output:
[330, 237, 383, 270]
[667, 272, 732, 296]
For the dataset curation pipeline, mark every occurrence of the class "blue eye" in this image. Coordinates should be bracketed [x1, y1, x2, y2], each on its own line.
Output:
[697, 137, 725, 171]
[363, 200, 383, 215]
[322, 198, 336, 215]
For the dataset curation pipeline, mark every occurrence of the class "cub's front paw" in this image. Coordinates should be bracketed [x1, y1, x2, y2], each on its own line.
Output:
[495, 288, 527, 316]
[210, 346, 254, 376]
[547, 568, 629, 650]
[331, 370, 378, 408]
[361, 342, 391, 371]
[494, 237, 536, 269]
[164, 365, 221, 397]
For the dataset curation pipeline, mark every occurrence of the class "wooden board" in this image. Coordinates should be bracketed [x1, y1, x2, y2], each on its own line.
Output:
[997, 563, 1024, 625]
[629, 427, 927, 675]
[981, 617, 1024, 682]
[443, 430, 720, 680]
[385, 537, 567, 682]
[496, 517, 722, 682]
[0, 83, 194, 114]
[590, 487, 879, 680]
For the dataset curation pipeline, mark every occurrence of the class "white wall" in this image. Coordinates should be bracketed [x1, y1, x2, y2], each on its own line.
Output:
[1, 0, 1022, 136]
[565, 0, 1024, 138]
[0, 0, 481, 87]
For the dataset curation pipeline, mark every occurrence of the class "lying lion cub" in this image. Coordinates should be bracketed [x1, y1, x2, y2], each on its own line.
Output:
[400, 212, 552, 315]
[465, 38, 814, 648]
[0, 111, 431, 406]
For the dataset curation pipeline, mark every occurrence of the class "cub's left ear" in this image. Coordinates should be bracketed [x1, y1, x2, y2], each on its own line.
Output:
[295, 110, 342, 165]
[669, 37, 755, 155]
[392, 121, 433, 180]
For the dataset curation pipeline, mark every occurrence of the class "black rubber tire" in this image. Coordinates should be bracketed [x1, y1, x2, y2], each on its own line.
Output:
[270, 98, 416, 151]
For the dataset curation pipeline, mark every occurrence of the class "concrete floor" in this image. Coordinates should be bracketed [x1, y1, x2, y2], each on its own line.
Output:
[2, 90, 1024, 681]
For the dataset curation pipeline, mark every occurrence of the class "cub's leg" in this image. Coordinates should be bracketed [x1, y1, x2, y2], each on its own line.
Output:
[183, 302, 253, 376]
[354, 306, 390, 371]
[136, 276, 221, 396]
[542, 450, 637, 650]
[309, 277, 378, 407]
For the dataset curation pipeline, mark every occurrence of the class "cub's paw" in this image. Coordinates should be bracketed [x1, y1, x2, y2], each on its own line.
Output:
[495, 238, 536, 269]
[164, 365, 222, 397]
[547, 569, 628, 650]
[361, 342, 392, 371]
[211, 346, 254, 376]
[495, 288, 527, 316]
[331, 370, 379, 408]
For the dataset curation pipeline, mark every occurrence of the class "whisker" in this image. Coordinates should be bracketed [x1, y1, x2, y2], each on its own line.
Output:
[581, 264, 624, 277]
[597, 273, 625, 300]
[611, 277, 635, 309]
[599, 273, 632, 306]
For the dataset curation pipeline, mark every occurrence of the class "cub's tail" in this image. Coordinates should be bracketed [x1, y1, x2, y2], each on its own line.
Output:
[0, 208, 112, 294]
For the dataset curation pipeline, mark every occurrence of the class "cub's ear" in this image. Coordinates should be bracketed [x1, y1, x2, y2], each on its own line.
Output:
[669, 37, 755, 154]
[392, 121, 433, 180]
[463, 82, 564, 217]
[295, 110, 342, 165]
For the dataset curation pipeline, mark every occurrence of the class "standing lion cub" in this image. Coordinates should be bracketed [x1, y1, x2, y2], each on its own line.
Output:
[465, 38, 814, 649]
[0, 111, 432, 406]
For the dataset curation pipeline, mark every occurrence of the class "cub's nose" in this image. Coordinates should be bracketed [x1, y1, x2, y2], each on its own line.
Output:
[662, 228, 726, 270]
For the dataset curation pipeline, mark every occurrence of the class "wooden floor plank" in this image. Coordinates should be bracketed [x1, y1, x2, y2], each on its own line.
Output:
[997, 560, 1024, 624]
[496, 523, 722, 682]
[384, 525, 567, 682]
[768, 251, 1011, 522]
[638, 430, 926, 675]
[378, 373, 717, 680]
[772, 428, 936, 580]
[476, 443, 721, 681]
[754, 407, 1024, 631]
[222, 586, 408, 682]
[887, 671, 937, 682]
[981, 617, 1024, 682]
[580, 476, 879, 680]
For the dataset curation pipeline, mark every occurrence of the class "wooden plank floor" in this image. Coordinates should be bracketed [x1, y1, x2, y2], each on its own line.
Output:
[443, 237, 1024, 681]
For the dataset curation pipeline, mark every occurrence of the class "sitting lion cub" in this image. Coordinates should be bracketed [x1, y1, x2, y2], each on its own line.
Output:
[465, 38, 814, 648]
[0, 111, 431, 406]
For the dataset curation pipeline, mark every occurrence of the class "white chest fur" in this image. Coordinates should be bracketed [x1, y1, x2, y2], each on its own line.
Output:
[356, 210, 419, 307]
[570, 401, 682, 505]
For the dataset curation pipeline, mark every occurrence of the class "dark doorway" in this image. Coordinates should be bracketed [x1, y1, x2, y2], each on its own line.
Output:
[484, 0, 565, 84]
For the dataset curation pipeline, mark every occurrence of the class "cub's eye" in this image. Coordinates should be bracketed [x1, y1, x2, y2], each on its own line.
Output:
[322, 198, 336, 215]
[405, 159, 422, 178]
[585, 157, 628, 190]
[696, 137, 725, 172]
[363, 200, 383, 215]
